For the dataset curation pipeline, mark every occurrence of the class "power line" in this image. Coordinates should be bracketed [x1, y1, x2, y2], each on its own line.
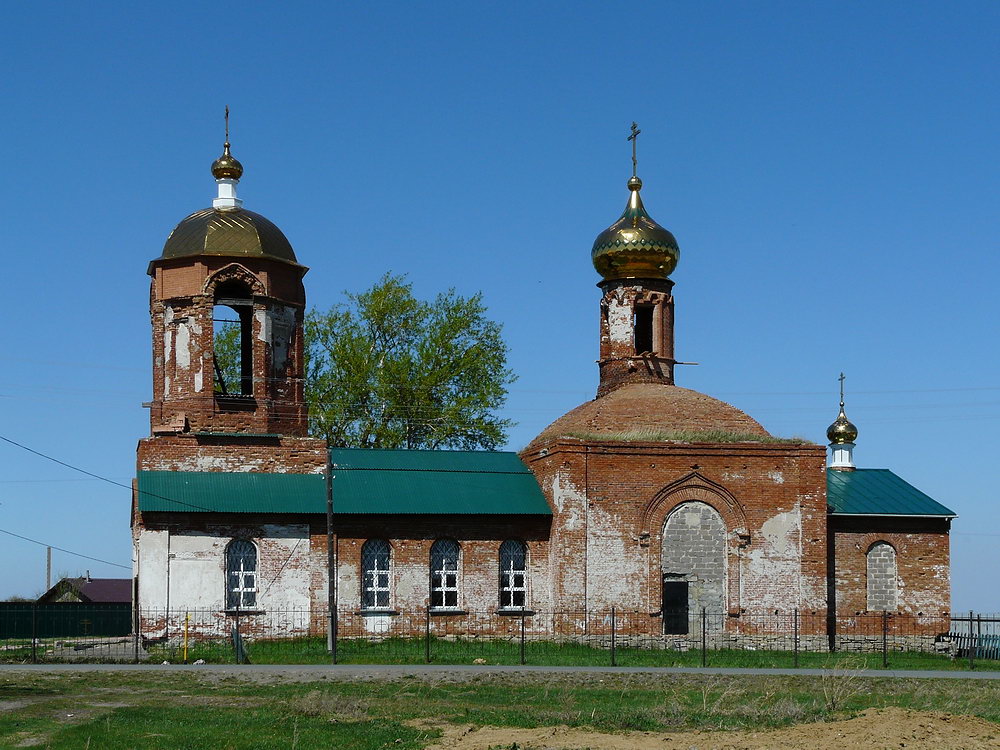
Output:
[0, 527, 129, 570]
[0, 434, 226, 514]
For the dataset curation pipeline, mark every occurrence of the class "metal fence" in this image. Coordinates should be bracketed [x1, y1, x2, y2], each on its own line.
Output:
[3, 605, 1000, 668]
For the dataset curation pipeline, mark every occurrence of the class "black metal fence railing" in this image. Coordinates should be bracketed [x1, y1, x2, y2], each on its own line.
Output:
[2, 605, 999, 668]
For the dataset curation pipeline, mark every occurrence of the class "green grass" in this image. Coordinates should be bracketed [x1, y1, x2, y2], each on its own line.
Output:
[142, 634, 979, 672]
[3, 668, 1000, 748]
[50, 706, 426, 750]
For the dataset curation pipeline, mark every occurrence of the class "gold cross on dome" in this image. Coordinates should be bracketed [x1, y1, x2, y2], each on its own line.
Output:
[838, 372, 846, 406]
[627, 122, 641, 177]
[224, 105, 230, 146]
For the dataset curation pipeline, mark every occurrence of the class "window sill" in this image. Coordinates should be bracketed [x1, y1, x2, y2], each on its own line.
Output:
[359, 609, 398, 616]
[429, 608, 467, 616]
[496, 608, 535, 616]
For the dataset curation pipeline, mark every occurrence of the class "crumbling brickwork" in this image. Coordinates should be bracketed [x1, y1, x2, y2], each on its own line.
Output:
[522, 438, 830, 634]
[315, 515, 553, 615]
[830, 516, 951, 617]
[147, 256, 309, 436]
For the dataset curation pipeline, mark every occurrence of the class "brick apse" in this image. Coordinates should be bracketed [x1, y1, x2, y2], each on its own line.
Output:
[132, 137, 955, 645]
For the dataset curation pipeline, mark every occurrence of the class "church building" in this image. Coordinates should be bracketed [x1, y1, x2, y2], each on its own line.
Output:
[132, 127, 955, 642]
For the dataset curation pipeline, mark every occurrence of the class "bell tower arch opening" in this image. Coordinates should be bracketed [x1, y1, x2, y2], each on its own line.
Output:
[212, 279, 254, 397]
[633, 303, 654, 355]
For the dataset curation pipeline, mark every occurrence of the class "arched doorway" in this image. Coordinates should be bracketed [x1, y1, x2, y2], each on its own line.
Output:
[661, 501, 726, 634]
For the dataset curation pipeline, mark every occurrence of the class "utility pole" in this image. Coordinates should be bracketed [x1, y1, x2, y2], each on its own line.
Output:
[46, 547, 51, 590]
[326, 468, 337, 662]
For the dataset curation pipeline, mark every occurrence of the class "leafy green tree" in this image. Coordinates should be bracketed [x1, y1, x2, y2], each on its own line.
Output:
[305, 274, 515, 449]
[213, 273, 515, 449]
[212, 318, 242, 394]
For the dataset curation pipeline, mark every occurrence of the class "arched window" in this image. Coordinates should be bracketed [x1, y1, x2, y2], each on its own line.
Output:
[213, 280, 254, 396]
[430, 539, 460, 609]
[867, 541, 898, 611]
[499, 540, 527, 609]
[361, 539, 392, 609]
[225, 539, 257, 609]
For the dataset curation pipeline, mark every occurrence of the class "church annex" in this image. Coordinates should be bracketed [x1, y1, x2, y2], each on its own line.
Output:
[132, 128, 955, 642]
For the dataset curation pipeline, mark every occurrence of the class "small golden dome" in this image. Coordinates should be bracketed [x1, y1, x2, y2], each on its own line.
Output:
[592, 178, 679, 281]
[827, 404, 858, 444]
[212, 142, 243, 180]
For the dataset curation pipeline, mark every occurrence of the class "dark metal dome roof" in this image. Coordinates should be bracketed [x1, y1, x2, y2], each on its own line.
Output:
[160, 207, 297, 264]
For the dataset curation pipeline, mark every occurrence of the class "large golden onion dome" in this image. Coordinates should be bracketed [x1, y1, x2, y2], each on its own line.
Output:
[826, 403, 858, 444]
[211, 142, 244, 180]
[592, 176, 680, 281]
[160, 208, 298, 264]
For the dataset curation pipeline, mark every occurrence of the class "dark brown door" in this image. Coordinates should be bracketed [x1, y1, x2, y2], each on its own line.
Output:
[662, 580, 688, 635]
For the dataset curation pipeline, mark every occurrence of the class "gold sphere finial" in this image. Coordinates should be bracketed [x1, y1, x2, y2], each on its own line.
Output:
[826, 372, 859, 444]
[211, 106, 244, 180]
[627, 175, 642, 191]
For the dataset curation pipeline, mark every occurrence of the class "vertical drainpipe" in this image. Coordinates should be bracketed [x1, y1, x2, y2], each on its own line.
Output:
[164, 530, 171, 638]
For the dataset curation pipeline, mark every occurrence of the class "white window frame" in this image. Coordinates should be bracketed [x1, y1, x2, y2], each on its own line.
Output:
[430, 539, 460, 609]
[499, 539, 528, 610]
[361, 539, 392, 610]
[225, 539, 258, 610]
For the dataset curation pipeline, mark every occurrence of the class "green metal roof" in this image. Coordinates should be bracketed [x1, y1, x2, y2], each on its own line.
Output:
[329, 448, 551, 515]
[137, 450, 551, 516]
[137, 471, 325, 513]
[826, 469, 956, 517]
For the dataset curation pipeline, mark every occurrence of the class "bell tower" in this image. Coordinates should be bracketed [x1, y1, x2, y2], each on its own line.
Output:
[592, 123, 681, 397]
[145, 117, 309, 437]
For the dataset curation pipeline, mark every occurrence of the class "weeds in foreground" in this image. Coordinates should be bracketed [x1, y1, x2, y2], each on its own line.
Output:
[820, 654, 869, 711]
[4, 671, 1000, 749]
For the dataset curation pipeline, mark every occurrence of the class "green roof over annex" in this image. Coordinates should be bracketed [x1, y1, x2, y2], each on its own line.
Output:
[826, 468, 956, 517]
[136, 449, 551, 516]
[328, 448, 551, 515]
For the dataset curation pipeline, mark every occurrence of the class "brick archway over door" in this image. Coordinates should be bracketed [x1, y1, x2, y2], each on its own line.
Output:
[641, 473, 748, 615]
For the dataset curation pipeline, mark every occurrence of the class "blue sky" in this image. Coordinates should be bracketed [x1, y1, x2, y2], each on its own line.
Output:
[0, 2, 996, 609]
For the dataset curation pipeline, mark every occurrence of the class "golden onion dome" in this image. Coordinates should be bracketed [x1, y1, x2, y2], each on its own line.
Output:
[826, 404, 858, 444]
[592, 177, 680, 281]
[211, 142, 243, 180]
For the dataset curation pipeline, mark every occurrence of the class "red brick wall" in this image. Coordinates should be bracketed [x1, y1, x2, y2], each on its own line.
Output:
[311, 515, 553, 614]
[137, 434, 327, 475]
[147, 256, 308, 436]
[830, 515, 951, 617]
[523, 438, 830, 631]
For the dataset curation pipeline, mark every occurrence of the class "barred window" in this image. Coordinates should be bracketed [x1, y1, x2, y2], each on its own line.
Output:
[430, 539, 460, 609]
[226, 539, 257, 609]
[362, 539, 392, 609]
[499, 540, 527, 609]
